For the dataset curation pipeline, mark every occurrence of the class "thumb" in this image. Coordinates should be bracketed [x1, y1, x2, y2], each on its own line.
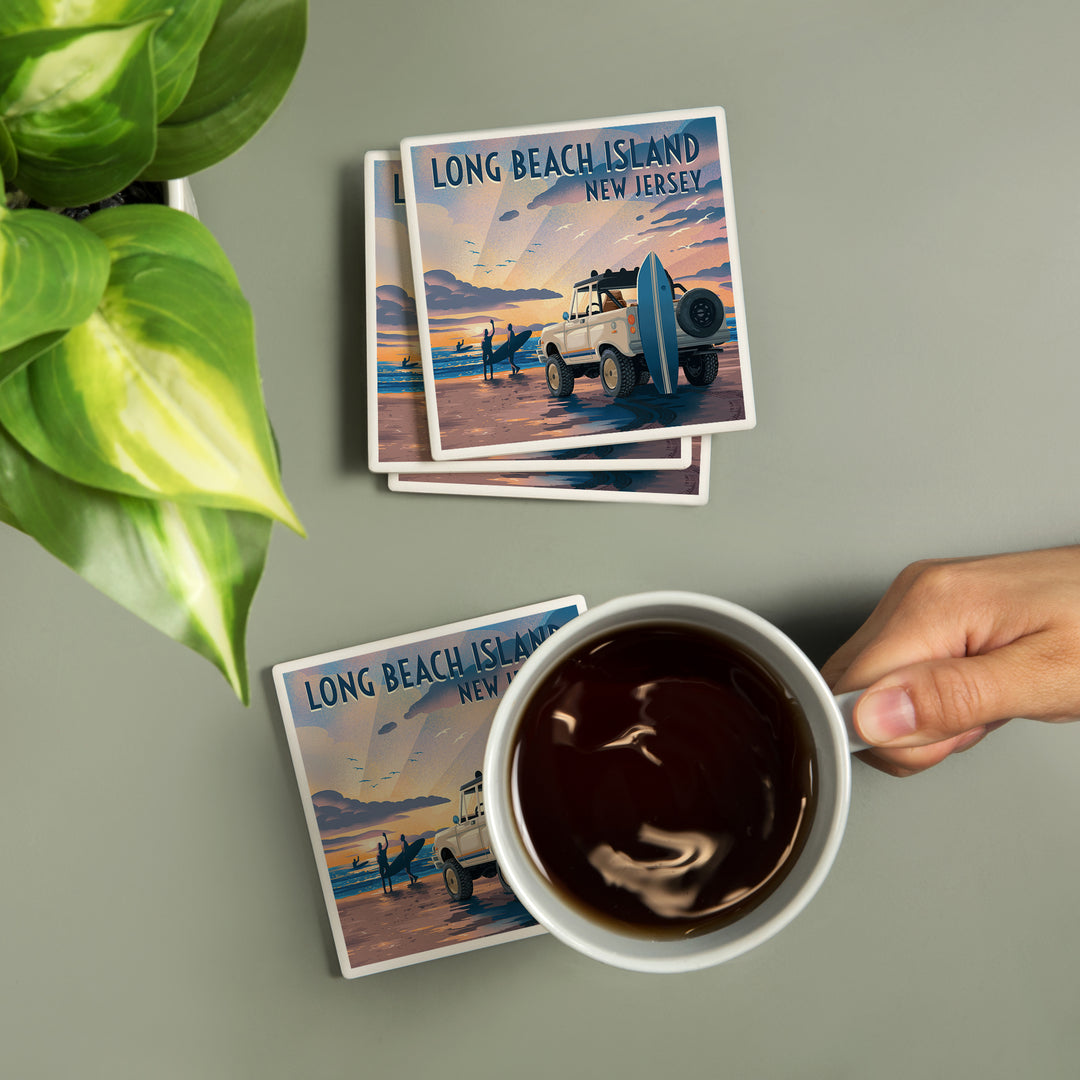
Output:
[854, 635, 1058, 747]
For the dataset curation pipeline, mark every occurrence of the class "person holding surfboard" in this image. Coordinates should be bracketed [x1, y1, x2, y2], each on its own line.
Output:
[398, 834, 419, 884]
[505, 322, 522, 374]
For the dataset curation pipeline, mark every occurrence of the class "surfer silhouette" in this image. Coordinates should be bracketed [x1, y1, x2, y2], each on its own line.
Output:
[505, 322, 521, 374]
[376, 832, 392, 893]
[481, 318, 496, 379]
[399, 834, 419, 884]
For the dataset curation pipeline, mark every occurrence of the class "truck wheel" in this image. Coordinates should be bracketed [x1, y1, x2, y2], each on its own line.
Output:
[634, 358, 652, 387]
[676, 289, 725, 338]
[599, 346, 636, 397]
[443, 857, 473, 901]
[545, 353, 575, 398]
[682, 351, 719, 386]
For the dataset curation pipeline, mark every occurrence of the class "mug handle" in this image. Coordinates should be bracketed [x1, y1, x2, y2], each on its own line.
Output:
[834, 690, 871, 753]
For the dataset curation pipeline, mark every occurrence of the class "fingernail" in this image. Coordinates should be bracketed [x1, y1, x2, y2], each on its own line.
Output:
[858, 686, 918, 744]
[952, 726, 988, 754]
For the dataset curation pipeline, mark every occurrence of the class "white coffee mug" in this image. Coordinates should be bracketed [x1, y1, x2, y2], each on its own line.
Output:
[484, 591, 866, 974]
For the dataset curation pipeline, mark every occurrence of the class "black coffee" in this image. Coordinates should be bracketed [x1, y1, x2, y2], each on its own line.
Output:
[511, 622, 817, 937]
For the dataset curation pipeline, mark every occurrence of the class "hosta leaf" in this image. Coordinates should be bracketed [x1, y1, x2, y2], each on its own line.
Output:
[85, 201, 239, 287]
[0, 1, 224, 124]
[145, 0, 306, 180]
[0, 419, 269, 701]
[0, 17, 162, 206]
[0, 205, 303, 532]
[0, 477, 20, 528]
[0, 202, 110, 351]
[0, 329, 67, 385]
[0, 117, 16, 182]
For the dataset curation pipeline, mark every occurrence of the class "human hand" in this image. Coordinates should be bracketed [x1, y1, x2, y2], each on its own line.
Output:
[821, 546, 1080, 776]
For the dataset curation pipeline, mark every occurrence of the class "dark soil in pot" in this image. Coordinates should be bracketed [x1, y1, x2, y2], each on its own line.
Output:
[3, 180, 166, 219]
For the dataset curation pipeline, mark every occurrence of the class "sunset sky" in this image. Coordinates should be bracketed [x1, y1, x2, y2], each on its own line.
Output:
[373, 110, 739, 354]
[277, 601, 582, 867]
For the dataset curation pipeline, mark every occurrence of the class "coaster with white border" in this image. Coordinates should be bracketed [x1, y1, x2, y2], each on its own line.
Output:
[400, 108, 754, 461]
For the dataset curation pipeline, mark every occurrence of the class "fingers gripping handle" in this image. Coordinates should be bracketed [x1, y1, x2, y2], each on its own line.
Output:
[835, 690, 871, 753]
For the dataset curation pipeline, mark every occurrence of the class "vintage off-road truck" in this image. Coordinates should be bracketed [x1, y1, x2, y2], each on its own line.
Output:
[431, 771, 510, 901]
[537, 265, 729, 399]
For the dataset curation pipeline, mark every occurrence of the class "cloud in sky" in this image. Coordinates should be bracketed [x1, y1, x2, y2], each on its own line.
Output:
[653, 175, 725, 214]
[423, 269, 560, 312]
[649, 203, 726, 229]
[375, 283, 417, 328]
[525, 163, 613, 210]
[402, 663, 483, 719]
[499, 209, 519, 221]
[313, 791, 451, 842]
[677, 235, 729, 251]
[680, 262, 732, 284]
[377, 722, 398, 735]
[427, 314, 545, 332]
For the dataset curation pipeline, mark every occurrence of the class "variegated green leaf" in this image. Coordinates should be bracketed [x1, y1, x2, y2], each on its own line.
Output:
[0, 204, 303, 532]
[86, 201, 240, 287]
[0, 476, 20, 528]
[0, 1, 224, 123]
[0, 17, 162, 206]
[0, 202, 110, 351]
[0, 329, 67, 385]
[0, 116, 16, 182]
[145, 0, 306, 180]
[0, 419, 270, 701]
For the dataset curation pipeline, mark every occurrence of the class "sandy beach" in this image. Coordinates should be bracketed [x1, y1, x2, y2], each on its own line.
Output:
[336, 871, 538, 972]
[377, 345, 746, 461]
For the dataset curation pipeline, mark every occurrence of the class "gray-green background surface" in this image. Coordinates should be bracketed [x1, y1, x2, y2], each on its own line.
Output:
[4, 2, 1079, 1077]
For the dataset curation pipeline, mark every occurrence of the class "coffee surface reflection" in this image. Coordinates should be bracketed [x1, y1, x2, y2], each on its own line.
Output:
[510, 623, 817, 937]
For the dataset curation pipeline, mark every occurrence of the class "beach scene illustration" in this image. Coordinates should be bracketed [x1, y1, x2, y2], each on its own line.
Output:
[273, 598, 586, 976]
[366, 152, 690, 474]
[401, 108, 755, 459]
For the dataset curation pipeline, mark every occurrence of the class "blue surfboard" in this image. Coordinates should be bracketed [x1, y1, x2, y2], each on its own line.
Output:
[636, 253, 679, 395]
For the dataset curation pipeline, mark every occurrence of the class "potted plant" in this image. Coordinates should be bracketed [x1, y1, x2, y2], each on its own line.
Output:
[0, 0, 308, 703]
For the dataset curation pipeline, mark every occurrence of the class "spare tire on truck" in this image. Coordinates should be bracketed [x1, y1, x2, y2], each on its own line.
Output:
[675, 289, 725, 338]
